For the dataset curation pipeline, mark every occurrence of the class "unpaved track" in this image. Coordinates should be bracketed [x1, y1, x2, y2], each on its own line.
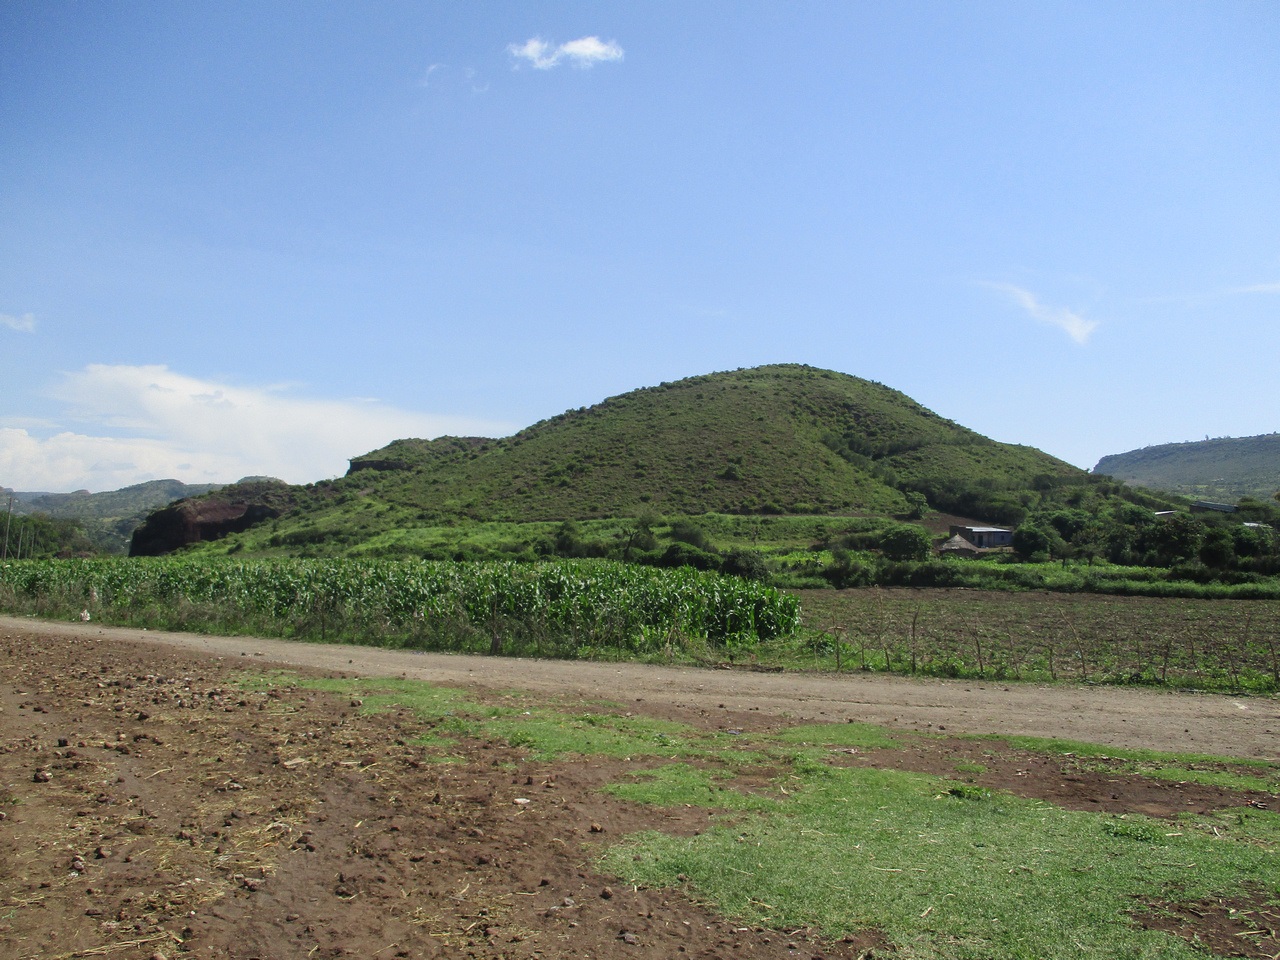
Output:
[6, 615, 1277, 760]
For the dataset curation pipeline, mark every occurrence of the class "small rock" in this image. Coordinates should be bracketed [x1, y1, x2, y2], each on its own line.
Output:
[600, 886, 614, 900]
[33, 769, 52, 783]
[589, 823, 604, 833]
[620, 931, 639, 945]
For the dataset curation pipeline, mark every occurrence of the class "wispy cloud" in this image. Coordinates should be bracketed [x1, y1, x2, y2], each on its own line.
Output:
[420, 63, 488, 94]
[1232, 282, 1280, 295]
[1, 312, 36, 333]
[0, 364, 515, 492]
[508, 35, 624, 70]
[982, 283, 1099, 345]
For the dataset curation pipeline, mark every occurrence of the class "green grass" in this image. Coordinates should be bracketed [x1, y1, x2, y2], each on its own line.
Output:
[488, 712, 702, 761]
[769, 721, 903, 751]
[604, 763, 780, 811]
[601, 762, 1278, 960]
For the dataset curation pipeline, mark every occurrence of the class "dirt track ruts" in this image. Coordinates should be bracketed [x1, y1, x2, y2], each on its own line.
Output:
[5, 614, 1277, 760]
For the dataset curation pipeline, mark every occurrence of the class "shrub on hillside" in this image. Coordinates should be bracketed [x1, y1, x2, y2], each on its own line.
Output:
[657, 542, 720, 572]
[721, 549, 770, 582]
[879, 524, 933, 561]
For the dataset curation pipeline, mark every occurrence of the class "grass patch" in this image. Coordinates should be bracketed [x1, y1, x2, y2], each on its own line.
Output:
[1186, 806, 1280, 846]
[602, 763, 1278, 959]
[605, 763, 779, 811]
[236, 671, 476, 722]
[972, 734, 1280, 793]
[489, 711, 702, 761]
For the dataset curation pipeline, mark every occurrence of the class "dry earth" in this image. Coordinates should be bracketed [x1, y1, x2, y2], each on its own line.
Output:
[2, 615, 1277, 960]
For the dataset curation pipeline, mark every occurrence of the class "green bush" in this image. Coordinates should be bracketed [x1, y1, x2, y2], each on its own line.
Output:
[879, 524, 933, 561]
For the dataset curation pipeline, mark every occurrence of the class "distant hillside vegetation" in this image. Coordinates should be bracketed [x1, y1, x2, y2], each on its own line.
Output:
[5, 479, 221, 554]
[1094, 434, 1280, 502]
[142, 364, 1091, 556]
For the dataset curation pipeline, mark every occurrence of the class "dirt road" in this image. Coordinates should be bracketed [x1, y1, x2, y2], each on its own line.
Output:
[6, 615, 1275, 760]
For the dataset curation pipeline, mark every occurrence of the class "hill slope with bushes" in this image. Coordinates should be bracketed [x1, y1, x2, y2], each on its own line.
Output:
[137, 364, 1088, 556]
[1095, 434, 1280, 502]
[352, 364, 1082, 522]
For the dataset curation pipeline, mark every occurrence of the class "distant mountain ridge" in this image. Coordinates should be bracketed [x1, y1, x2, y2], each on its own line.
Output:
[6, 480, 221, 518]
[1094, 434, 1280, 502]
[3, 479, 223, 554]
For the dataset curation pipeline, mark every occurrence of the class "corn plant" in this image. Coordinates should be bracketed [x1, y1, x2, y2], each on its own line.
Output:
[0, 557, 801, 658]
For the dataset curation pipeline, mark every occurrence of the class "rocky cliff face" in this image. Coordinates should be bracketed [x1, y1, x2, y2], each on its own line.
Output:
[128, 497, 281, 556]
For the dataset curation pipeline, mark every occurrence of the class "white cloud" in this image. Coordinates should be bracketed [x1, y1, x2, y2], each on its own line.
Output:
[0, 364, 515, 492]
[508, 35, 623, 70]
[1233, 282, 1280, 294]
[420, 63, 489, 94]
[2, 312, 36, 333]
[983, 283, 1099, 345]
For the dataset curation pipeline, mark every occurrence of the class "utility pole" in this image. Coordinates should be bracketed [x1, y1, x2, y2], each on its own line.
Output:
[2, 496, 12, 561]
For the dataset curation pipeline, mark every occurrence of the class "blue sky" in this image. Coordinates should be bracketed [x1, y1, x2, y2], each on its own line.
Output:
[3, 2, 1278, 492]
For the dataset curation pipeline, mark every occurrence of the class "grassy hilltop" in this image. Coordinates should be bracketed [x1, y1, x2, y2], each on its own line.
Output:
[348, 364, 1079, 520]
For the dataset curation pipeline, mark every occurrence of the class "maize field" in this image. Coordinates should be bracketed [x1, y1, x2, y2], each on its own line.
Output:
[0, 557, 801, 657]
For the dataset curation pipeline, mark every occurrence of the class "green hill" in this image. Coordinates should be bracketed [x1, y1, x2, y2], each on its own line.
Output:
[348, 364, 1080, 521]
[140, 365, 1091, 558]
[1094, 434, 1280, 502]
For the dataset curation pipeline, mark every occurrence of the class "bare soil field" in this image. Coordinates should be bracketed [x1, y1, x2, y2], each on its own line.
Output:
[2, 615, 1277, 959]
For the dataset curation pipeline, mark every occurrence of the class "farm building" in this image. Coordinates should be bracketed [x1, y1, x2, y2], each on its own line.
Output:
[1190, 501, 1237, 514]
[948, 525, 1013, 549]
[938, 534, 982, 558]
